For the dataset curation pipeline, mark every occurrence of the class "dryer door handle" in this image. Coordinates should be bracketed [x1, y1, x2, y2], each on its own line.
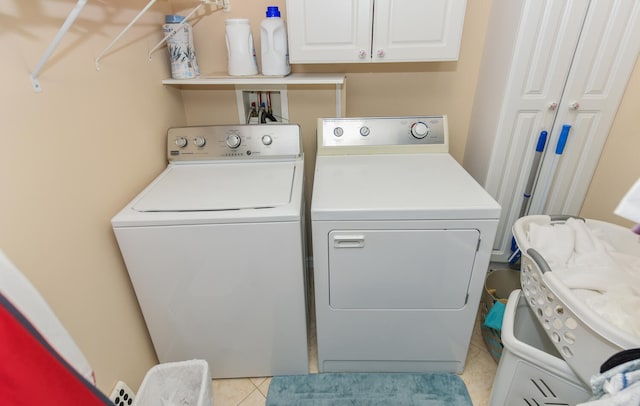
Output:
[332, 235, 365, 248]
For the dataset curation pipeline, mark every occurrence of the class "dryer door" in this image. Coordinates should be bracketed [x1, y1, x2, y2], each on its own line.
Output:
[328, 228, 480, 309]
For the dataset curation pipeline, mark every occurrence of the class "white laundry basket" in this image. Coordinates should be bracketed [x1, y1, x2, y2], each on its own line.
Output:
[133, 359, 212, 406]
[489, 290, 590, 406]
[513, 215, 640, 386]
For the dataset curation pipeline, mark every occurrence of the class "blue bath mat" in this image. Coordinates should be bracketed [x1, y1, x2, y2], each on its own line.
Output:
[266, 373, 473, 405]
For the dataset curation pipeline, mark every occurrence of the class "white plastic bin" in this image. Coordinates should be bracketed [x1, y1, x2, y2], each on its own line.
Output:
[489, 290, 590, 406]
[133, 360, 212, 406]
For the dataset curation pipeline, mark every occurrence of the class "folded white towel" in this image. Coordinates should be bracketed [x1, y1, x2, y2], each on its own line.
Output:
[568, 217, 612, 254]
[528, 221, 575, 267]
[583, 283, 640, 338]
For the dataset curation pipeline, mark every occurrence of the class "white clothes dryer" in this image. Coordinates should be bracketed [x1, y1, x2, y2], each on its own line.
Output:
[112, 124, 309, 378]
[311, 116, 501, 373]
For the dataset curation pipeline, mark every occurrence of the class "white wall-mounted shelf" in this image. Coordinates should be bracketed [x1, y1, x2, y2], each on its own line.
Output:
[162, 73, 346, 116]
[162, 72, 345, 86]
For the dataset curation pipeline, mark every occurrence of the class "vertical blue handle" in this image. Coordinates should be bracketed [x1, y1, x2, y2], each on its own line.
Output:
[535, 130, 548, 152]
[555, 125, 571, 155]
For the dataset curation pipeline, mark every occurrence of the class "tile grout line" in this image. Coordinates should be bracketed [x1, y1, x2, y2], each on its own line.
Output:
[235, 387, 256, 406]
[236, 381, 265, 406]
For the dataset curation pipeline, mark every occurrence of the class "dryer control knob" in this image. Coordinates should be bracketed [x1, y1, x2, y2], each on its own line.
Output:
[175, 137, 188, 148]
[410, 122, 430, 139]
[193, 136, 206, 148]
[226, 134, 242, 149]
[262, 134, 273, 145]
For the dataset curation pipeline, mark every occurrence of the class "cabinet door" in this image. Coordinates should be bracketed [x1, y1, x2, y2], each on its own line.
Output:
[372, 0, 467, 62]
[285, 0, 373, 63]
[483, 0, 589, 261]
[529, 0, 640, 216]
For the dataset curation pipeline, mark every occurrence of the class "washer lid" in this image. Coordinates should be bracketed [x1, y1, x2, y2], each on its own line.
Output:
[133, 162, 295, 212]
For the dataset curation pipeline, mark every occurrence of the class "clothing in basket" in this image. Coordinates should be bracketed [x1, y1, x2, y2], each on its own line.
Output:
[578, 351, 640, 405]
[527, 217, 640, 338]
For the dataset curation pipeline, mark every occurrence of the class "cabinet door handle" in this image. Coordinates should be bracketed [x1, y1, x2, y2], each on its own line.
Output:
[333, 235, 365, 248]
[555, 124, 571, 155]
[358, 49, 367, 59]
[376, 49, 385, 58]
[570, 101, 580, 110]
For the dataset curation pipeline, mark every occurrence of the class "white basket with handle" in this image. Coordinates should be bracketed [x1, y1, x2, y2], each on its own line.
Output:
[513, 215, 640, 386]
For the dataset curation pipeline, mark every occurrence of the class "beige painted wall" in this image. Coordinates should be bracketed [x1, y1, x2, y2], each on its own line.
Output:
[0, 0, 186, 394]
[581, 58, 640, 226]
[1, 0, 638, 398]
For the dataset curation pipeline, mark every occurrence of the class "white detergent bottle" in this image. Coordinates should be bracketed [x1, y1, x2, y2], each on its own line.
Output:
[225, 18, 259, 76]
[260, 6, 290, 76]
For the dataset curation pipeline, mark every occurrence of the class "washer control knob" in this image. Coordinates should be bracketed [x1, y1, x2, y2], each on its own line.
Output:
[262, 134, 273, 145]
[226, 133, 242, 148]
[410, 121, 430, 139]
[333, 127, 344, 137]
[193, 136, 206, 148]
[360, 126, 370, 136]
[175, 137, 188, 148]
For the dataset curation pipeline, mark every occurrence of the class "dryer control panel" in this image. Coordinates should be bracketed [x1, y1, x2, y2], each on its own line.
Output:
[318, 116, 448, 155]
[167, 124, 302, 161]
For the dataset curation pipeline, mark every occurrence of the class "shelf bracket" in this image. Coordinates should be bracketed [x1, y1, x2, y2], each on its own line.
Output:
[148, 0, 229, 60]
[30, 0, 89, 93]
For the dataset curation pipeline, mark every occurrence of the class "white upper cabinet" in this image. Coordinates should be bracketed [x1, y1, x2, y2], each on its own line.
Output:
[372, 0, 467, 62]
[285, 0, 468, 63]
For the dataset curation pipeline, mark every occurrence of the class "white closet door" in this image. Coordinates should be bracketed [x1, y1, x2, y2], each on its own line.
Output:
[530, 0, 640, 216]
[484, 0, 590, 260]
[285, 0, 373, 63]
[371, 0, 467, 61]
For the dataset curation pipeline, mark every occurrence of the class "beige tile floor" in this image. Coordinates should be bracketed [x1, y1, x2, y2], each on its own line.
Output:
[210, 312, 498, 406]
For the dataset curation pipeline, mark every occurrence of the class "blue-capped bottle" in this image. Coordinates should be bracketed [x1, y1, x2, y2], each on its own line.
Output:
[260, 6, 290, 76]
[164, 15, 199, 79]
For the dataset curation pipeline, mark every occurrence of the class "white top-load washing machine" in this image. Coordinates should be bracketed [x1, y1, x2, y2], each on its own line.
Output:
[311, 116, 501, 373]
[112, 124, 309, 378]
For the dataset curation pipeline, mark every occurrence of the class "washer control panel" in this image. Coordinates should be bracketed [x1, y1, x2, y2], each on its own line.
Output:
[167, 124, 301, 161]
[319, 116, 448, 153]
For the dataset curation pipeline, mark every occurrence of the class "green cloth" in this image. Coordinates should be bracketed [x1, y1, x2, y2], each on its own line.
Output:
[266, 373, 473, 405]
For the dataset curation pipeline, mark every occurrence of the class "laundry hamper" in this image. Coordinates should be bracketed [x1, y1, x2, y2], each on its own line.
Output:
[480, 269, 521, 362]
[489, 290, 590, 406]
[513, 215, 640, 386]
[133, 359, 212, 406]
